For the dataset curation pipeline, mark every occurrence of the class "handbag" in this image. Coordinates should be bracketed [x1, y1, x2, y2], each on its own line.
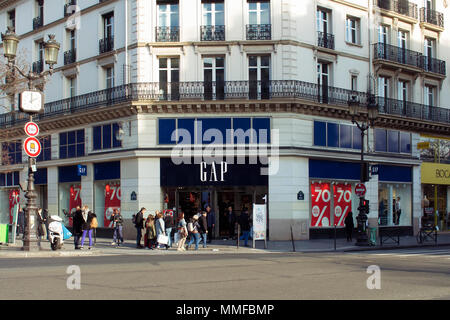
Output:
[157, 234, 169, 245]
[90, 217, 98, 229]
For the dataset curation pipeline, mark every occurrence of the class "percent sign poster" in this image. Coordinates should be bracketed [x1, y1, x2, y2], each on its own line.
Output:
[333, 183, 352, 226]
[104, 183, 121, 228]
[311, 182, 331, 227]
[69, 185, 82, 227]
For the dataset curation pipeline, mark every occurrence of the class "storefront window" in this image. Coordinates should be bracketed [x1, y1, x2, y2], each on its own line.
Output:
[378, 183, 412, 226]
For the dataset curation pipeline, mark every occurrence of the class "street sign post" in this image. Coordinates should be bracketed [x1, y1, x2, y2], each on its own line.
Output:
[24, 121, 39, 137]
[23, 137, 41, 158]
[355, 183, 367, 197]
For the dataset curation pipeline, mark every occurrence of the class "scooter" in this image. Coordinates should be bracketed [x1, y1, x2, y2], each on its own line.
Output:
[48, 215, 64, 251]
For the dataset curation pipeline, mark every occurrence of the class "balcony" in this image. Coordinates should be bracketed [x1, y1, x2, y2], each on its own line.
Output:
[377, 0, 418, 20]
[33, 16, 43, 30]
[99, 36, 114, 54]
[420, 56, 446, 76]
[317, 32, 335, 50]
[377, 97, 448, 123]
[32, 60, 43, 74]
[64, 1, 77, 17]
[155, 26, 180, 42]
[373, 43, 422, 70]
[246, 24, 271, 40]
[64, 49, 76, 65]
[420, 8, 444, 29]
[200, 25, 225, 41]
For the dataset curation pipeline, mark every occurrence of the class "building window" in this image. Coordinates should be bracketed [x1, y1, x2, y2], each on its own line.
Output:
[374, 129, 411, 154]
[64, 29, 76, 65]
[68, 77, 76, 98]
[59, 129, 85, 159]
[246, 0, 271, 40]
[32, 41, 44, 73]
[33, 0, 44, 29]
[93, 123, 122, 151]
[378, 25, 389, 44]
[248, 55, 270, 99]
[100, 12, 114, 53]
[313, 121, 361, 150]
[424, 84, 435, 106]
[37, 136, 51, 162]
[159, 57, 180, 100]
[1, 141, 22, 165]
[105, 66, 114, 89]
[156, 1, 180, 42]
[345, 16, 360, 44]
[351, 75, 358, 91]
[7, 9, 15, 29]
[317, 62, 331, 103]
[398, 80, 408, 101]
[201, 0, 225, 41]
[203, 56, 225, 100]
[0, 171, 19, 187]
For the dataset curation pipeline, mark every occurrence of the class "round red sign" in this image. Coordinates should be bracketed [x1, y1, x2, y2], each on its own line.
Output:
[23, 137, 41, 158]
[24, 122, 39, 137]
[355, 183, 367, 197]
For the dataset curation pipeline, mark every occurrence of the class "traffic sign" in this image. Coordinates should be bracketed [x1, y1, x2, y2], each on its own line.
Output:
[417, 141, 430, 150]
[23, 137, 41, 158]
[355, 183, 367, 197]
[24, 121, 39, 137]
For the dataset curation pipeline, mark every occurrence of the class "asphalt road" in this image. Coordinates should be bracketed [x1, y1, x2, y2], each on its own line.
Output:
[0, 246, 449, 300]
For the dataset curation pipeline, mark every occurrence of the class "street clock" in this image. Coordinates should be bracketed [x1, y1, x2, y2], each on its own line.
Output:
[19, 90, 44, 114]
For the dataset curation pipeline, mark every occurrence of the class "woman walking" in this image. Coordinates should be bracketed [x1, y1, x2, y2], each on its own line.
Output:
[177, 212, 188, 251]
[37, 208, 47, 242]
[155, 211, 166, 249]
[81, 207, 96, 250]
[144, 213, 157, 249]
[186, 215, 201, 251]
[344, 211, 354, 242]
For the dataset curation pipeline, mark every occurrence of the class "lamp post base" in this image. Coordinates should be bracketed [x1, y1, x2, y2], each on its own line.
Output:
[22, 239, 41, 251]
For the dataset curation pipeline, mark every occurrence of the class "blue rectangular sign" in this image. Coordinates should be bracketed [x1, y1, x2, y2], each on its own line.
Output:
[77, 165, 87, 176]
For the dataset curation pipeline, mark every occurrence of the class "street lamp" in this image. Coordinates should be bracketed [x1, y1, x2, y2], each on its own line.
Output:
[348, 94, 378, 246]
[1, 27, 60, 251]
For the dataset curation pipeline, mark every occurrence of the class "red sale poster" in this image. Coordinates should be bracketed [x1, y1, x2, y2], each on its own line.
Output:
[9, 189, 20, 224]
[69, 185, 82, 227]
[104, 183, 121, 228]
[310, 182, 331, 227]
[333, 183, 352, 226]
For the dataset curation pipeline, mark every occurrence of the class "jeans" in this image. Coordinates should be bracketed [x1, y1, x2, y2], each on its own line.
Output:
[136, 227, 142, 246]
[74, 233, 81, 249]
[113, 226, 123, 243]
[201, 233, 207, 248]
[81, 229, 93, 247]
[187, 233, 200, 250]
[166, 227, 172, 247]
[242, 230, 250, 246]
[207, 227, 214, 242]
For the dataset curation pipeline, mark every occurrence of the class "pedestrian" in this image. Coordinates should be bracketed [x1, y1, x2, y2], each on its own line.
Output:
[206, 205, 215, 243]
[145, 213, 157, 249]
[17, 209, 24, 237]
[226, 206, 235, 239]
[186, 215, 201, 251]
[177, 212, 188, 251]
[199, 210, 208, 248]
[72, 206, 83, 249]
[395, 196, 401, 225]
[238, 208, 251, 247]
[80, 210, 97, 250]
[43, 209, 50, 240]
[110, 208, 124, 246]
[164, 210, 175, 249]
[155, 210, 166, 249]
[344, 211, 354, 242]
[37, 208, 47, 241]
[134, 207, 146, 248]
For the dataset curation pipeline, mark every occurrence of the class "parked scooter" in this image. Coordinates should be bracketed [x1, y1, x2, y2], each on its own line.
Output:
[48, 215, 64, 251]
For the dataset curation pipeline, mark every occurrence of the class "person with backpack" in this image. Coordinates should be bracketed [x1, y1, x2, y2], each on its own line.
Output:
[144, 213, 157, 249]
[186, 215, 201, 251]
[110, 208, 124, 246]
[177, 211, 188, 251]
[239, 208, 251, 247]
[134, 207, 146, 249]
[81, 210, 97, 250]
[164, 211, 175, 249]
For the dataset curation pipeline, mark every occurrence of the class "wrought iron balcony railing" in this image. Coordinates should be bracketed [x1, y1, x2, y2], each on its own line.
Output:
[64, 49, 76, 65]
[32, 60, 44, 74]
[377, 0, 418, 19]
[200, 25, 225, 41]
[246, 24, 271, 40]
[156, 26, 180, 42]
[64, 1, 77, 17]
[420, 56, 446, 75]
[420, 8, 444, 28]
[99, 36, 114, 54]
[33, 16, 43, 30]
[317, 32, 335, 50]
[373, 43, 422, 69]
[1, 81, 450, 128]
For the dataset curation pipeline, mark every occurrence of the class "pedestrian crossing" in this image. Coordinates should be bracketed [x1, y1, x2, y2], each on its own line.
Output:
[348, 247, 450, 259]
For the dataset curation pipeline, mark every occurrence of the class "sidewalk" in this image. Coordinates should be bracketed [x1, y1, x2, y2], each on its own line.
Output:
[1, 232, 449, 258]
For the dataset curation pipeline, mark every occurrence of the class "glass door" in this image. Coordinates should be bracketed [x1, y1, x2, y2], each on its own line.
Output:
[249, 55, 270, 99]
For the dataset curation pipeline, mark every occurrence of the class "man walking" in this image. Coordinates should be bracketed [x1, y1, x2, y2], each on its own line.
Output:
[395, 197, 401, 225]
[206, 205, 215, 243]
[164, 211, 175, 249]
[72, 206, 83, 250]
[199, 211, 208, 248]
[110, 209, 124, 246]
[239, 208, 251, 247]
[135, 207, 146, 248]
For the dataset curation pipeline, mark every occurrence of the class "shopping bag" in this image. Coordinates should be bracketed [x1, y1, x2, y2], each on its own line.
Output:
[62, 224, 72, 240]
[157, 234, 169, 245]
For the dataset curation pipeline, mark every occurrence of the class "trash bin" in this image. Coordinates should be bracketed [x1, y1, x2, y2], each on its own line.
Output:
[368, 227, 377, 246]
[0, 224, 9, 244]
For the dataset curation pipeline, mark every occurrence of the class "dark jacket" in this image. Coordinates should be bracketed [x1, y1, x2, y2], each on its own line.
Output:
[199, 215, 208, 234]
[239, 212, 251, 232]
[207, 210, 215, 228]
[135, 211, 144, 229]
[344, 214, 354, 230]
[110, 213, 124, 227]
[72, 209, 83, 234]
[164, 214, 174, 229]
[82, 211, 96, 231]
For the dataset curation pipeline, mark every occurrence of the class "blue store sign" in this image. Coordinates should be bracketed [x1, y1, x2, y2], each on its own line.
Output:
[77, 165, 87, 176]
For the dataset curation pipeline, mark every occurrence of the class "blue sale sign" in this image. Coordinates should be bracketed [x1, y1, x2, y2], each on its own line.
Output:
[77, 165, 87, 176]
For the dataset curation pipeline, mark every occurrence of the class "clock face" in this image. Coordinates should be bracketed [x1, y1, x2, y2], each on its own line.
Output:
[19, 91, 43, 113]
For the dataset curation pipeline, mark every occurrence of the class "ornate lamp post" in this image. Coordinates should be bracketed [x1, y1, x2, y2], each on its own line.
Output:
[348, 94, 378, 246]
[1, 27, 60, 251]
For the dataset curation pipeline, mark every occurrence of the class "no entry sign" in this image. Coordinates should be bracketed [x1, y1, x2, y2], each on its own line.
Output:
[24, 122, 39, 137]
[355, 183, 367, 197]
[23, 137, 41, 158]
